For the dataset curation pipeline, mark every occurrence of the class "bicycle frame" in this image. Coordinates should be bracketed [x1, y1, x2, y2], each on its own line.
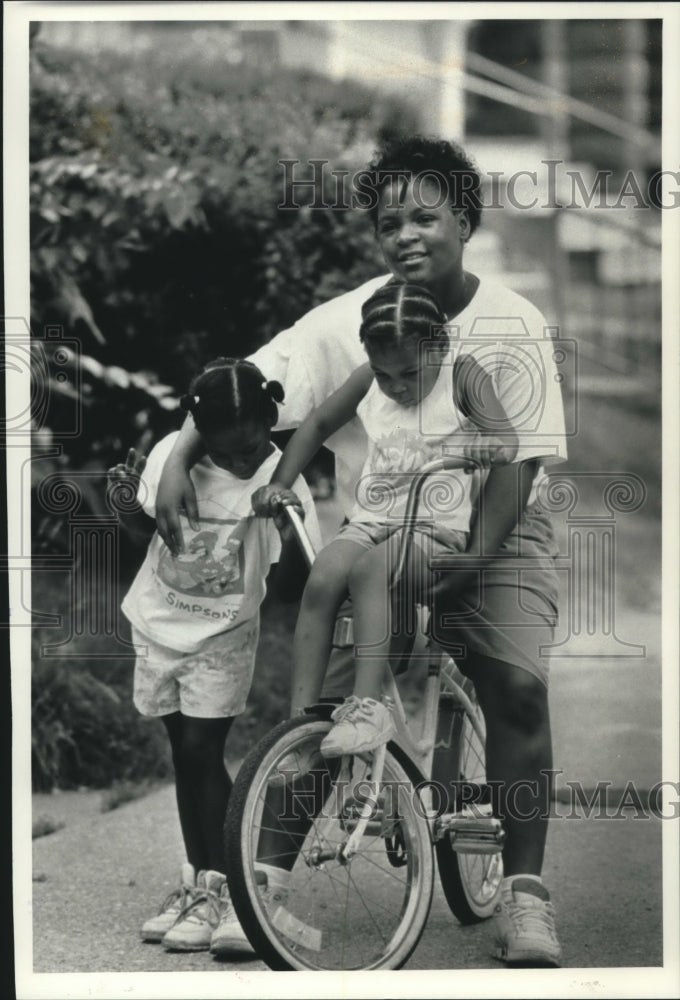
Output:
[280, 456, 500, 858]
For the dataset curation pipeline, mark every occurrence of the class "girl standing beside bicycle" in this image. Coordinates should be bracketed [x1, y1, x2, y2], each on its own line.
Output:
[252, 282, 519, 757]
[108, 358, 319, 956]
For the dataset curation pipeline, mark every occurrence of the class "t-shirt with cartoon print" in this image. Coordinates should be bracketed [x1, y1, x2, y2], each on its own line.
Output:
[121, 432, 320, 653]
[351, 349, 475, 531]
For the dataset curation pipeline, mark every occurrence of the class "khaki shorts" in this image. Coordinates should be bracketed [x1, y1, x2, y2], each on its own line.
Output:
[132, 616, 259, 719]
[322, 504, 558, 694]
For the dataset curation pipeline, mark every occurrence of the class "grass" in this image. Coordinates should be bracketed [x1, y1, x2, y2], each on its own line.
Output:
[32, 815, 66, 840]
[99, 779, 160, 813]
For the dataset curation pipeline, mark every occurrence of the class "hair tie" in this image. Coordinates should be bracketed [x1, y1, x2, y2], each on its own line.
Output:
[179, 393, 200, 413]
[265, 380, 285, 404]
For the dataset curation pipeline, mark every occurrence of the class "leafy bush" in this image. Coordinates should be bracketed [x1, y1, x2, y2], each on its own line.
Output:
[30, 36, 394, 390]
[32, 654, 174, 791]
[31, 573, 173, 791]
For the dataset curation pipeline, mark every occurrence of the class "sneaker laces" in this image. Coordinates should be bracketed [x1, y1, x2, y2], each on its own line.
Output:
[330, 696, 361, 723]
[176, 885, 222, 927]
[332, 697, 384, 729]
[157, 883, 191, 916]
[505, 896, 558, 942]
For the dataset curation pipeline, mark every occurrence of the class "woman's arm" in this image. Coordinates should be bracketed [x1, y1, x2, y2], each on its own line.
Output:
[453, 354, 519, 465]
[433, 459, 538, 602]
[155, 416, 205, 555]
[252, 365, 373, 514]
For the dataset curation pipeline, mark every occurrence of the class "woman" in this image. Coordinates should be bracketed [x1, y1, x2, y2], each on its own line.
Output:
[155, 136, 567, 967]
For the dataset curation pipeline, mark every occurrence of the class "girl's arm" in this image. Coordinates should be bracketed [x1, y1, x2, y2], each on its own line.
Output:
[252, 365, 373, 514]
[155, 417, 205, 555]
[107, 448, 156, 543]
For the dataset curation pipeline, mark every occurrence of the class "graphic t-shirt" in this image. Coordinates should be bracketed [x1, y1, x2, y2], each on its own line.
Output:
[249, 275, 568, 512]
[122, 434, 320, 653]
[351, 349, 475, 531]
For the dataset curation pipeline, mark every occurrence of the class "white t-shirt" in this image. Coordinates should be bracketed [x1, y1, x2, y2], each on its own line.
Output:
[352, 349, 475, 531]
[122, 433, 320, 653]
[249, 274, 567, 511]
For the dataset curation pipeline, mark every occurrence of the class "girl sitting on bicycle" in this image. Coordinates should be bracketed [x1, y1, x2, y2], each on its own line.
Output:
[253, 282, 518, 757]
[109, 358, 318, 955]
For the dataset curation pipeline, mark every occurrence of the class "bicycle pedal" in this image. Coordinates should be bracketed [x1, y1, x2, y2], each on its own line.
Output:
[436, 814, 505, 854]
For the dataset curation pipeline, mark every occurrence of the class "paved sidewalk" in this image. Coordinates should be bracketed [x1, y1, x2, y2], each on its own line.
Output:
[28, 773, 664, 977]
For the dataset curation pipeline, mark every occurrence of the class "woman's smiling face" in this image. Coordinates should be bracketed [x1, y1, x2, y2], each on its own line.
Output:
[375, 178, 466, 297]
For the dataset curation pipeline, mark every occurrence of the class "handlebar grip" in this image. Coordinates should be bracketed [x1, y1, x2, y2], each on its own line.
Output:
[281, 504, 317, 570]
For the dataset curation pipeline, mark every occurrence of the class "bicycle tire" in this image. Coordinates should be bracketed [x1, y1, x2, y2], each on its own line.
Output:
[434, 677, 503, 924]
[224, 713, 434, 971]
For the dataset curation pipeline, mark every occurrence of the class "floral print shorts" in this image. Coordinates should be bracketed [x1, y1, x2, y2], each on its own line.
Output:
[131, 616, 259, 719]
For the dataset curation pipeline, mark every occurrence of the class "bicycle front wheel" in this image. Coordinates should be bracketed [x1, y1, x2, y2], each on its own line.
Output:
[224, 713, 434, 971]
[435, 678, 503, 924]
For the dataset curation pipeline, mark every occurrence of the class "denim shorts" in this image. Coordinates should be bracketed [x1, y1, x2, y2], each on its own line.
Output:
[333, 519, 468, 557]
[322, 504, 559, 693]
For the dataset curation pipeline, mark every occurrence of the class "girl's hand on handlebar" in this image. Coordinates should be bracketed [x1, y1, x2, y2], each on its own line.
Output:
[155, 463, 199, 555]
[252, 484, 304, 542]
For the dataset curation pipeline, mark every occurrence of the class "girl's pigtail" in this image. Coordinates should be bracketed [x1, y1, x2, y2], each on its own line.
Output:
[265, 380, 285, 404]
[179, 394, 199, 413]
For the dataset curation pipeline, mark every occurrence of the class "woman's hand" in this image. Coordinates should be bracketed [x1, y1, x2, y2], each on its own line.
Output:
[155, 460, 199, 555]
[462, 432, 519, 471]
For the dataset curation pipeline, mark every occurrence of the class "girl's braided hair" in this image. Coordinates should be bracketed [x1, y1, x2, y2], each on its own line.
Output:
[359, 282, 448, 351]
[179, 358, 284, 434]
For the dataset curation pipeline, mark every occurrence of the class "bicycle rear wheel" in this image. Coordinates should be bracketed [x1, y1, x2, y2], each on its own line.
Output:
[224, 713, 434, 971]
[434, 678, 503, 924]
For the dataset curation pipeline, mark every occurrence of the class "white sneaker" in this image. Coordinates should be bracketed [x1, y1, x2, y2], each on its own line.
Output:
[162, 869, 225, 951]
[493, 877, 562, 967]
[140, 862, 196, 942]
[210, 882, 255, 957]
[320, 696, 396, 758]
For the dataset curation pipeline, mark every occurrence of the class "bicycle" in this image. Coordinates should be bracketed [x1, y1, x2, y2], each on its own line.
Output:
[224, 457, 505, 971]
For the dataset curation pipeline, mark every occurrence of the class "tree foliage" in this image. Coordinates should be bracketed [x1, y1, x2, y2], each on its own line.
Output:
[29, 28, 417, 789]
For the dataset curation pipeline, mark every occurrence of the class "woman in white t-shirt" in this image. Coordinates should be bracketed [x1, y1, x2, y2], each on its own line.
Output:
[154, 137, 567, 967]
[108, 357, 319, 956]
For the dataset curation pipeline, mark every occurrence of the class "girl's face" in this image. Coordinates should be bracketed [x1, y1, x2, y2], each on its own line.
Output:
[375, 178, 466, 297]
[366, 337, 447, 408]
[202, 421, 273, 479]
